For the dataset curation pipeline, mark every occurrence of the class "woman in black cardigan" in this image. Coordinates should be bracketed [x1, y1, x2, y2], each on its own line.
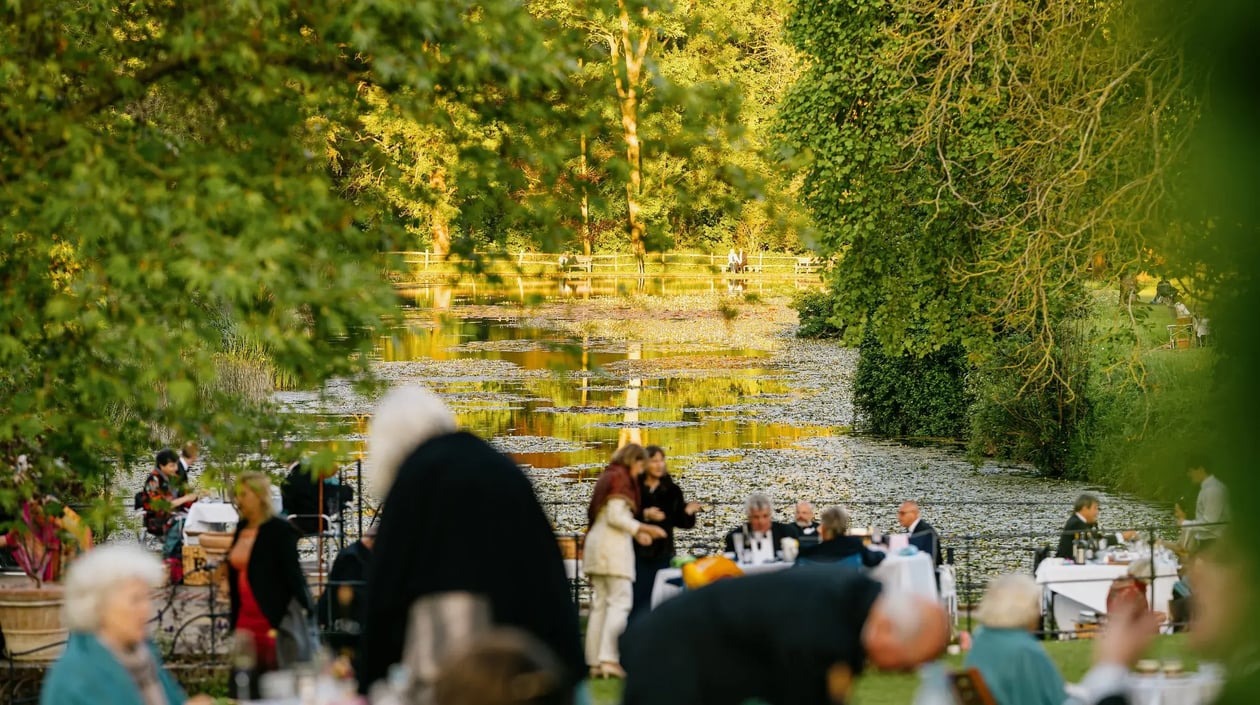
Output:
[629, 446, 701, 621]
[227, 472, 312, 683]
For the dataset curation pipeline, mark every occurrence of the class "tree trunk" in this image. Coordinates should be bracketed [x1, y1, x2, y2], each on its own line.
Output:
[580, 132, 593, 257]
[429, 168, 451, 259]
[612, 0, 650, 274]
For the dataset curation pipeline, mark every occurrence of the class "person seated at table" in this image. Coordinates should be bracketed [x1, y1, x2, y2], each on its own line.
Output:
[1054, 494, 1136, 560]
[41, 544, 214, 705]
[140, 449, 202, 582]
[961, 573, 1162, 705]
[897, 501, 942, 566]
[792, 501, 820, 540]
[723, 492, 798, 561]
[797, 507, 885, 567]
[965, 574, 1076, 705]
[318, 524, 377, 657]
[282, 457, 354, 535]
[620, 566, 948, 705]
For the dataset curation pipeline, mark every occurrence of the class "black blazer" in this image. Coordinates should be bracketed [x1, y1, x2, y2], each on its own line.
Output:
[635, 476, 697, 563]
[723, 522, 798, 554]
[1055, 513, 1099, 559]
[797, 535, 885, 567]
[228, 517, 312, 630]
[909, 519, 943, 566]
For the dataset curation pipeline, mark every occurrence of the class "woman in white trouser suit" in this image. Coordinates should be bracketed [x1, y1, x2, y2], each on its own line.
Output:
[583, 443, 666, 678]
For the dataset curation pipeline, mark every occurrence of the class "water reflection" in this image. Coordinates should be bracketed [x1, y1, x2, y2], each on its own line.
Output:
[368, 315, 830, 473]
[397, 275, 814, 309]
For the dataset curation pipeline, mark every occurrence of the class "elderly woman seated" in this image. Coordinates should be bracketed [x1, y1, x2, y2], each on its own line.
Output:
[963, 574, 1069, 705]
[41, 544, 212, 705]
[795, 507, 885, 567]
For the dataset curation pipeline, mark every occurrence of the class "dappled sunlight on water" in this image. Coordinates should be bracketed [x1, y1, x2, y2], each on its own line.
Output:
[372, 313, 831, 471]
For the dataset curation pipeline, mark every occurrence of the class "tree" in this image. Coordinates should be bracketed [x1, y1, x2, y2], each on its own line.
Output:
[778, 0, 1197, 471]
[0, 1, 587, 516]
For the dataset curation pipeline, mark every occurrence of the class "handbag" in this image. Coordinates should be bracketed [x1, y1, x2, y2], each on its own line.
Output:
[275, 597, 321, 668]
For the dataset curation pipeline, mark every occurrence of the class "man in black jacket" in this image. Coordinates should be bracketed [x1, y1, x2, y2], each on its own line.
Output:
[723, 492, 798, 561]
[897, 501, 942, 566]
[318, 525, 376, 656]
[1056, 494, 1102, 559]
[620, 567, 948, 705]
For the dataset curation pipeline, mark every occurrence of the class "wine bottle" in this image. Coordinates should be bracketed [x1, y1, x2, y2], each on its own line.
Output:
[1073, 532, 1086, 564]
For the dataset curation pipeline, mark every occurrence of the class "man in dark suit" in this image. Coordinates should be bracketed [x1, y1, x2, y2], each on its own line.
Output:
[620, 566, 949, 705]
[723, 492, 798, 561]
[897, 501, 942, 566]
[1056, 493, 1102, 559]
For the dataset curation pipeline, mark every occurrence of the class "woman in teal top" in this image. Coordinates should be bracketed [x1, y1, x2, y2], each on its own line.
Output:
[41, 544, 209, 705]
[963, 574, 1068, 705]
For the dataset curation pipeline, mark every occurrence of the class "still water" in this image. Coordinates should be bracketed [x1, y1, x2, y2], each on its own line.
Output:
[284, 276, 1172, 587]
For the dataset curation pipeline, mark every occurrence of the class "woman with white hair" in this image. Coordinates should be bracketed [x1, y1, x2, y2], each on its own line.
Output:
[356, 385, 586, 698]
[963, 574, 1067, 705]
[40, 544, 211, 705]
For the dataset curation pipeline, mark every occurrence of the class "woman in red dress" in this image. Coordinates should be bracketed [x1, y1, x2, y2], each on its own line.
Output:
[227, 472, 311, 688]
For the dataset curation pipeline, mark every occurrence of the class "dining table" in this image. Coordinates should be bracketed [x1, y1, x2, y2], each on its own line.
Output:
[1035, 554, 1179, 631]
[649, 549, 939, 609]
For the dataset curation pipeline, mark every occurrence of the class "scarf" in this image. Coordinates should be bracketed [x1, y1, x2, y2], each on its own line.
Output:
[109, 641, 168, 705]
[588, 462, 640, 528]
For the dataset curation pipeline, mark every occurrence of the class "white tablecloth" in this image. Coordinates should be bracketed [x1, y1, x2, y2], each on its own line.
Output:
[1035, 558, 1179, 630]
[182, 502, 239, 544]
[649, 552, 939, 609]
[1129, 671, 1223, 705]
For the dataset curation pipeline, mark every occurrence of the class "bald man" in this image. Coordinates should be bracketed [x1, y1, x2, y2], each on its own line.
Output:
[619, 566, 948, 705]
[897, 501, 942, 566]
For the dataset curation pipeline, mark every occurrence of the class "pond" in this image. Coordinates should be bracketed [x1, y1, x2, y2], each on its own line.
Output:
[282, 276, 1175, 595]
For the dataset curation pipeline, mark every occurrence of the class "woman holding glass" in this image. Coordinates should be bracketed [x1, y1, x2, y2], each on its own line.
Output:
[227, 472, 312, 692]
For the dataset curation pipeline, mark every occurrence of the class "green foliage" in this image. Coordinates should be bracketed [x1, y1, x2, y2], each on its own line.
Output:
[0, 1, 598, 514]
[792, 289, 843, 339]
[853, 334, 971, 439]
[777, 0, 1199, 474]
[1083, 350, 1213, 498]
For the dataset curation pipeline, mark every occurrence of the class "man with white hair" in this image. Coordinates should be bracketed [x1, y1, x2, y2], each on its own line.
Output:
[620, 566, 949, 705]
[356, 385, 585, 699]
[723, 491, 798, 562]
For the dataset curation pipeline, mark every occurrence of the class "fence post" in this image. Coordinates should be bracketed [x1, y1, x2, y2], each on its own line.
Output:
[965, 534, 972, 635]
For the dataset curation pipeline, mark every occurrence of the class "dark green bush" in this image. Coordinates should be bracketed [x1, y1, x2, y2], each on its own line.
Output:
[853, 333, 971, 438]
[792, 289, 844, 338]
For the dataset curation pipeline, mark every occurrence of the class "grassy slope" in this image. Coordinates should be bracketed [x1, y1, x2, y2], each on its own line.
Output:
[589, 635, 1194, 705]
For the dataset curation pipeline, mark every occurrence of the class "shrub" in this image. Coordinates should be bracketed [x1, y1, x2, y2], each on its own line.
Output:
[853, 333, 971, 438]
[792, 289, 844, 338]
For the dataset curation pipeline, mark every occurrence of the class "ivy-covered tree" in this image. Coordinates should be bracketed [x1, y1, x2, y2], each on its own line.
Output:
[778, 0, 1197, 471]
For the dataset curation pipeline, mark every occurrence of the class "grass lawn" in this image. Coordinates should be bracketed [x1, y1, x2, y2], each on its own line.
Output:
[588, 635, 1194, 705]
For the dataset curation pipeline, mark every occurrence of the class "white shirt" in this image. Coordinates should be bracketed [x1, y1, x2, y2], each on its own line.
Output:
[907, 518, 922, 535]
[746, 530, 776, 564]
[1183, 475, 1229, 539]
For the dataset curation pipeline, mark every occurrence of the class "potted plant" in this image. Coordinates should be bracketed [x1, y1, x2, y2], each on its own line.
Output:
[0, 457, 93, 662]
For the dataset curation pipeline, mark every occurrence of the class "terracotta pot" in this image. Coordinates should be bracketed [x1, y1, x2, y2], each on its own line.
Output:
[0, 584, 66, 661]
